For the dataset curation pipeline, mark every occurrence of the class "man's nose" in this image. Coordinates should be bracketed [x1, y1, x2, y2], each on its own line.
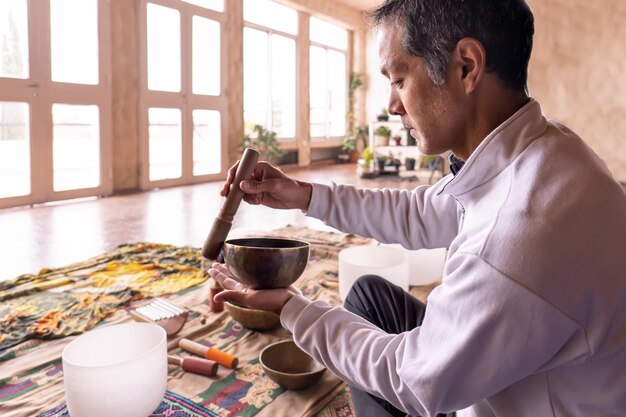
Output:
[388, 90, 404, 116]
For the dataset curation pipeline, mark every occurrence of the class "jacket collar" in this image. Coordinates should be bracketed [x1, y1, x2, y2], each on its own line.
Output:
[438, 99, 547, 197]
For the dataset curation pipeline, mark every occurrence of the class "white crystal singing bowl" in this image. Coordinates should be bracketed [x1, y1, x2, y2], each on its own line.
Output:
[62, 322, 167, 417]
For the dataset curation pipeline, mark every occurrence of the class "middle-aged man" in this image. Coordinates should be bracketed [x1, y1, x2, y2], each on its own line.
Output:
[209, 0, 626, 416]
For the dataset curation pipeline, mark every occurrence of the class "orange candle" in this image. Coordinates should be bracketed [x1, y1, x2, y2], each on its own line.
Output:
[179, 338, 238, 369]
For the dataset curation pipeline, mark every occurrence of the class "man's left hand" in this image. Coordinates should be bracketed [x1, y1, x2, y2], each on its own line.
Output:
[208, 263, 301, 316]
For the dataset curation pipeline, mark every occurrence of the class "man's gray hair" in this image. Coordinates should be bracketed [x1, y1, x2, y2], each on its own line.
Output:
[367, 0, 534, 91]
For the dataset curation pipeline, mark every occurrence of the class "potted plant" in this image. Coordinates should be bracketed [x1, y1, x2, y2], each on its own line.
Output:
[339, 125, 369, 164]
[374, 125, 392, 146]
[405, 156, 416, 171]
[376, 155, 388, 173]
[377, 108, 389, 122]
[358, 146, 376, 178]
[388, 152, 401, 172]
[346, 73, 365, 130]
[420, 155, 438, 169]
[376, 152, 400, 175]
[360, 146, 374, 166]
[240, 124, 285, 164]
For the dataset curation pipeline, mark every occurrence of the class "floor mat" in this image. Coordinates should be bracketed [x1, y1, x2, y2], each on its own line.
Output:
[0, 243, 207, 350]
[37, 390, 219, 417]
[1, 226, 375, 417]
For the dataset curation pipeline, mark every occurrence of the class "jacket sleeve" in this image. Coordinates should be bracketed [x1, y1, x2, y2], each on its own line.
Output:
[280, 252, 588, 416]
[305, 182, 461, 249]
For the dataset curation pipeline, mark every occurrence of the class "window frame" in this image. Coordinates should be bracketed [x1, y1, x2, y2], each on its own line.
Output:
[308, 28, 349, 146]
[0, 0, 113, 209]
[243, 20, 299, 147]
[138, 0, 228, 190]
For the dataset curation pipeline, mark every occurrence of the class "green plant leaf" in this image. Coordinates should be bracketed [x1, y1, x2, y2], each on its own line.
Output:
[241, 124, 285, 163]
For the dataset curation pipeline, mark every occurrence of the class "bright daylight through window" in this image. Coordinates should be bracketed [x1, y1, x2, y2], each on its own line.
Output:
[145, 1, 223, 183]
[309, 16, 348, 139]
[243, 0, 297, 139]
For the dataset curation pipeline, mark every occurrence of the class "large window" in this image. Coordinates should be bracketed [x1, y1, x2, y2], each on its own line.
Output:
[243, 0, 297, 139]
[52, 104, 101, 191]
[141, 0, 224, 187]
[243, 0, 297, 36]
[147, 3, 181, 93]
[181, 0, 223, 12]
[51, 0, 99, 85]
[0, 0, 29, 80]
[0, 102, 30, 198]
[309, 17, 348, 139]
[0, 0, 112, 209]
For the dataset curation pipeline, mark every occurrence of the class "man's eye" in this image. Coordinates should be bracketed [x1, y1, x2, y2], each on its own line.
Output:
[391, 80, 403, 88]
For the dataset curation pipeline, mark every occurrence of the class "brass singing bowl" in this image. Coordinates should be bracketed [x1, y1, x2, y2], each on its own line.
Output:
[223, 238, 310, 289]
[223, 301, 281, 331]
[260, 340, 326, 390]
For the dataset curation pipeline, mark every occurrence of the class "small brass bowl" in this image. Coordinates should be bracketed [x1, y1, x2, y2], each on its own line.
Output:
[223, 238, 310, 289]
[223, 301, 281, 331]
[260, 340, 326, 390]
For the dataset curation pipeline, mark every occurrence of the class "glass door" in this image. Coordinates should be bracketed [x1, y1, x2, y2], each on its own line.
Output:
[0, 0, 37, 207]
[140, 0, 226, 189]
[0, 0, 112, 209]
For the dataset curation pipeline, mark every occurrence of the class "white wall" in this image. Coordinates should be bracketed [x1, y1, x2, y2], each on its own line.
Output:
[526, 0, 626, 182]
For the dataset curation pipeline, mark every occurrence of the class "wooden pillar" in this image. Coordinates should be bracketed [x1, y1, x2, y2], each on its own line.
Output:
[110, 0, 140, 191]
[296, 12, 311, 166]
[225, 0, 244, 168]
[353, 28, 368, 127]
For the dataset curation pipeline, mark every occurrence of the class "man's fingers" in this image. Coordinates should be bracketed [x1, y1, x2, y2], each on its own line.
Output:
[239, 180, 258, 193]
[213, 289, 247, 305]
[209, 263, 246, 292]
[243, 194, 262, 205]
[228, 161, 240, 183]
[211, 262, 229, 273]
[252, 163, 265, 181]
[241, 178, 281, 195]
[220, 161, 240, 197]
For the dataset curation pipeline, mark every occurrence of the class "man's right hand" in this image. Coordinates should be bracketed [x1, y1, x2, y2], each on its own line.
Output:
[220, 160, 313, 211]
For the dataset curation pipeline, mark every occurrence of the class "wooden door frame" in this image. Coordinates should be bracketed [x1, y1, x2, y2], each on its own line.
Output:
[0, 0, 113, 209]
[138, 0, 228, 191]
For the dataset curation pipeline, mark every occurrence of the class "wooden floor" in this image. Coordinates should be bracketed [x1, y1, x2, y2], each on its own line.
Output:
[0, 163, 433, 281]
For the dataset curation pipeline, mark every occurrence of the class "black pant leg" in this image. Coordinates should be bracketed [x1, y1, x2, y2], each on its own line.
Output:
[344, 275, 455, 417]
[349, 385, 408, 417]
[344, 274, 427, 333]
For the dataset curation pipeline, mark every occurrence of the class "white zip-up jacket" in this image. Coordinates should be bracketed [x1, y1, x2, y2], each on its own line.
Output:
[280, 100, 626, 417]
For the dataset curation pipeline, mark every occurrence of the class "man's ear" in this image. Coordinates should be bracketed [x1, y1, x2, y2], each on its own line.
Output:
[451, 37, 486, 94]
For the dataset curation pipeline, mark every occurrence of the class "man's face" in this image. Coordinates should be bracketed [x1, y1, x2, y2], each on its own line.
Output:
[377, 21, 467, 156]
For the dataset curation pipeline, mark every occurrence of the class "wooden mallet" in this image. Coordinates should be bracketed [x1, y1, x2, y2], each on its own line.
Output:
[202, 147, 260, 312]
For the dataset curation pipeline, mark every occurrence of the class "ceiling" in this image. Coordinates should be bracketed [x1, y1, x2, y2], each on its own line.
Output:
[335, 0, 383, 12]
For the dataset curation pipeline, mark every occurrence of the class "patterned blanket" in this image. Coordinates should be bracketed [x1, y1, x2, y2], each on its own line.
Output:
[38, 391, 220, 417]
[0, 243, 207, 350]
[0, 226, 371, 417]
